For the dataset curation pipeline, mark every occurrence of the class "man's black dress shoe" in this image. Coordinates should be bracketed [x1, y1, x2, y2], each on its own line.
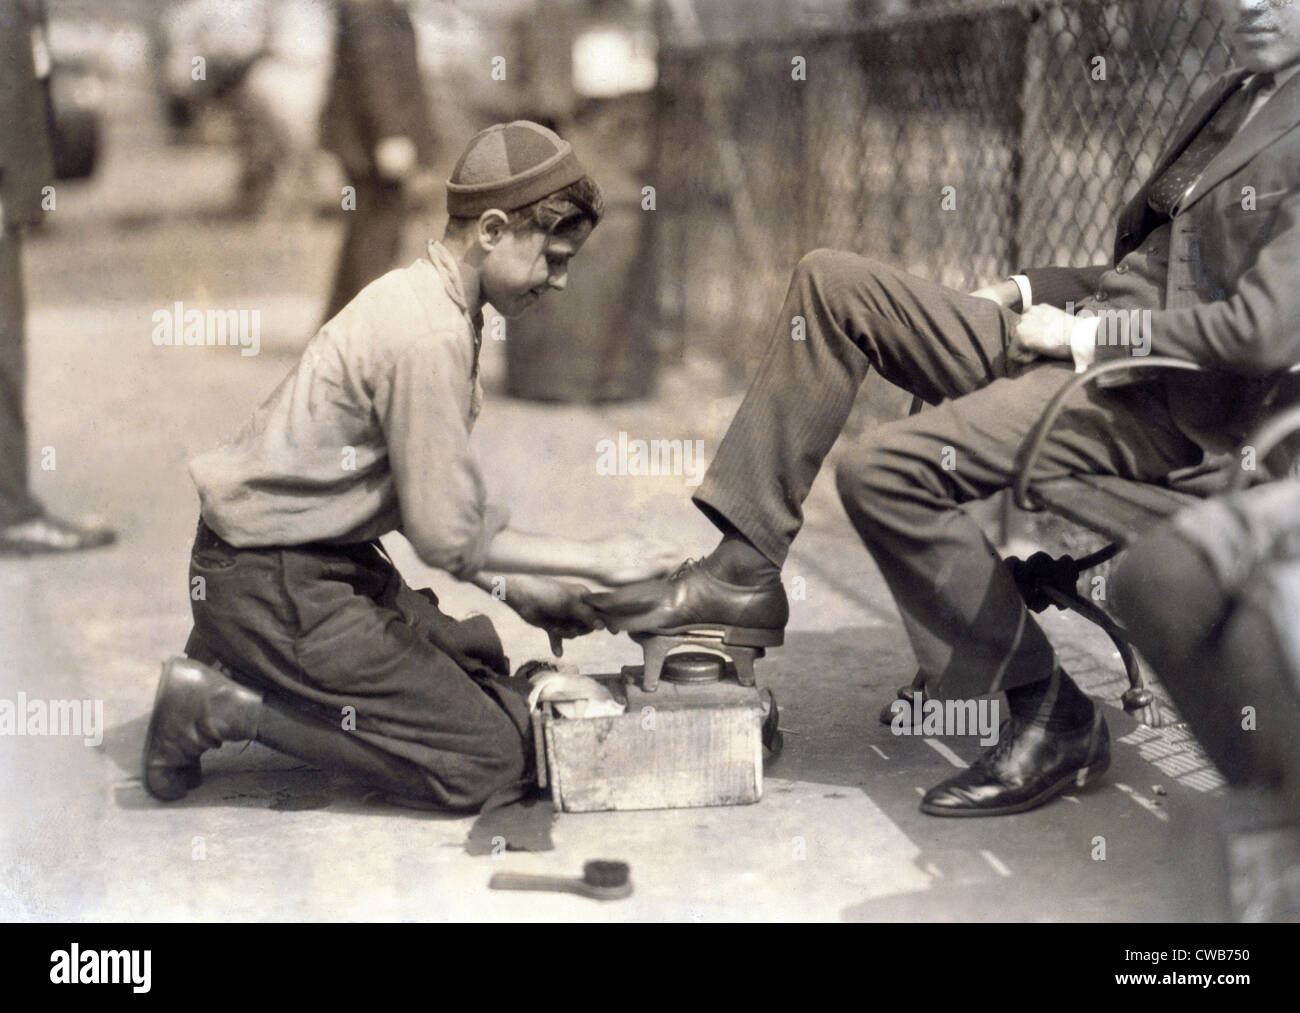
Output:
[920, 707, 1110, 817]
[0, 513, 116, 556]
[583, 558, 788, 647]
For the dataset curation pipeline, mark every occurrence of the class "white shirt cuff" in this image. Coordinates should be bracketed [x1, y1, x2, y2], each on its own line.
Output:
[1009, 274, 1033, 312]
[1069, 316, 1101, 373]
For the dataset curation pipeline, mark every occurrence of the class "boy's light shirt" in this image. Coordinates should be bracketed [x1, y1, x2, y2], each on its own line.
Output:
[189, 240, 507, 578]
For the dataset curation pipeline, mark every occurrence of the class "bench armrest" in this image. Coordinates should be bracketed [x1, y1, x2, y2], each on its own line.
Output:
[1230, 402, 1300, 491]
[1012, 357, 1208, 512]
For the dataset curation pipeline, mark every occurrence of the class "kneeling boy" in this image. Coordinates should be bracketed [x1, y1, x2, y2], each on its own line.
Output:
[144, 122, 674, 810]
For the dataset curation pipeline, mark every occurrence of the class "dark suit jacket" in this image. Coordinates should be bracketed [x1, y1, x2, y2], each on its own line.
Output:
[0, 0, 54, 229]
[1022, 69, 1300, 451]
[319, 0, 436, 182]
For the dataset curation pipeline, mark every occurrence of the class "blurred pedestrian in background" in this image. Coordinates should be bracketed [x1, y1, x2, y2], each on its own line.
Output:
[157, 0, 332, 219]
[320, 0, 436, 321]
[158, 0, 273, 213]
[239, 0, 335, 217]
[0, 0, 114, 555]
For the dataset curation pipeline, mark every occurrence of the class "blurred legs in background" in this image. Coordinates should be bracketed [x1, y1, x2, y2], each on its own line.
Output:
[322, 178, 407, 321]
[0, 230, 41, 527]
[0, 227, 115, 555]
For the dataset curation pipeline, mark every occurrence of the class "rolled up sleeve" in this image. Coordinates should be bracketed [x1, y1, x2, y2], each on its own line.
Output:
[374, 338, 507, 578]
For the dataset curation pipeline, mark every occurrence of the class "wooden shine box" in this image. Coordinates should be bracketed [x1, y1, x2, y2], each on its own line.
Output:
[536, 662, 766, 813]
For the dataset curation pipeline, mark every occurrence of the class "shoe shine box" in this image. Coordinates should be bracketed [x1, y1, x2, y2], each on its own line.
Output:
[535, 655, 771, 812]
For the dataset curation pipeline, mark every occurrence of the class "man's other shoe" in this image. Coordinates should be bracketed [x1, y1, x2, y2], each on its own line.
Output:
[920, 707, 1110, 817]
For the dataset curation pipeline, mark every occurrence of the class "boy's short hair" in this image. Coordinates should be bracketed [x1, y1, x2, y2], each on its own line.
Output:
[450, 175, 604, 240]
[444, 121, 603, 238]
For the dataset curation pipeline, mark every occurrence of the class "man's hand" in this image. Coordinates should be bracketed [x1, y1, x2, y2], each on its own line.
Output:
[1011, 304, 1077, 364]
[589, 533, 680, 586]
[969, 278, 1023, 310]
[504, 575, 603, 657]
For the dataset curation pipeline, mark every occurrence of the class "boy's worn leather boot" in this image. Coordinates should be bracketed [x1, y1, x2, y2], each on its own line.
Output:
[143, 656, 262, 801]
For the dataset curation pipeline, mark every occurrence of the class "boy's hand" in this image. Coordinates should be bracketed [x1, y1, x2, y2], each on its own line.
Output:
[590, 533, 680, 586]
[505, 575, 603, 657]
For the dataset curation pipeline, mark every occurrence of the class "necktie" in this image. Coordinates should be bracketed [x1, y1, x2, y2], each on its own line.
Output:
[1147, 72, 1275, 219]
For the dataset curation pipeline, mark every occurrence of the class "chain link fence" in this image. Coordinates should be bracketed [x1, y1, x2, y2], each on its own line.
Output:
[651, 0, 1235, 372]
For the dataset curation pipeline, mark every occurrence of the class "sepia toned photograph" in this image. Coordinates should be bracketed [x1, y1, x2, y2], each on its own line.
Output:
[1, 0, 1298, 943]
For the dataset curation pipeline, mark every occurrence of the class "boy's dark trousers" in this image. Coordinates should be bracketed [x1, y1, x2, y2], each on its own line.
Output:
[692, 249, 1206, 701]
[184, 520, 531, 810]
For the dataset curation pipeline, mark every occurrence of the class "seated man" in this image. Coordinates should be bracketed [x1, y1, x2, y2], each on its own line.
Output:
[143, 122, 675, 810]
[589, 0, 1300, 817]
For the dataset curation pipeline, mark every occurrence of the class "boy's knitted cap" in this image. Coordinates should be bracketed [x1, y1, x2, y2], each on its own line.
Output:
[446, 121, 587, 218]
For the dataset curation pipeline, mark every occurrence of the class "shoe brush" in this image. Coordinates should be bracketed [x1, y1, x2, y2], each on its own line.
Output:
[489, 860, 632, 901]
